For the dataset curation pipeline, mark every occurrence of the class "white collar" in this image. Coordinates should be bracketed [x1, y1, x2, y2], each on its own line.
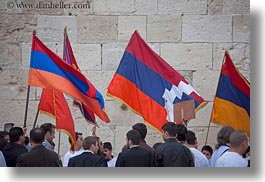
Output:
[83, 150, 94, 154]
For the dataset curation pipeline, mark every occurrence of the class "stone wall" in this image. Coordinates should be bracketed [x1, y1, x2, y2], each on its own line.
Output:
[0, 0, 250, 157]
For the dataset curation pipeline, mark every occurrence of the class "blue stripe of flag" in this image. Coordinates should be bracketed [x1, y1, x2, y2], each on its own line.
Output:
[116, 51, 200, 108]
[30, 50, 90, 96]
[216, 74, 250, 116]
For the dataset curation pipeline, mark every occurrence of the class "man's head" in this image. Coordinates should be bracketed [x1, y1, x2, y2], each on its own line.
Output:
[103, 142, 113, 160]
[229, 130, 249, 155]
[68, 132, 83, 151]
[9, 127, 24, 145]
[132, 123, 147, 140]
[216, 125, 234, 149]
[29, 128, 45, 146]
[161, 122, 177, 141]
[83, 136, 99, 154]
[176, 124, 187, 142]
[40, 123, 56, 142]
[126, 129, 141, 147]
[186, 130, 198, 148]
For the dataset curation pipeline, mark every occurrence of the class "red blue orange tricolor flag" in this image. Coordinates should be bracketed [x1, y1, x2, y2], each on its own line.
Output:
[211, 51, 250, 136]
[28, 34, 110, 123]
[63, 30, 97, 125]
[107, 31, 206, 132]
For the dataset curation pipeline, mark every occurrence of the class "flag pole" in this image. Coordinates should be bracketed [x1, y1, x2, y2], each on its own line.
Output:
[23, 86, 31, 128]
[204, 50, 227, 145]
[33, 110, 39, 128]
[23, 30, 36, 128]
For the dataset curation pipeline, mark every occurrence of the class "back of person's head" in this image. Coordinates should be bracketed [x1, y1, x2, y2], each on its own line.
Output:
[0, 131, 9, 139]
[216, 125, 235, 149]
[0, 138, 8, 151]
[186, 130, 196, 145]
[68, 132, 82, 145]
[126, 129, 141, 145]
[201, 145, 213, 155]
[132, 123, 147, 139]
[24, 136, 29, 146]
[30, 128, 45, 144]
[162, 122, 177, 137]
[9, 127, 24, 143]
[40, 123, 55, 134]
[152, 142, 162, 150]
[176, 124, 187, 142]
[83, 136, 97, 150]
[103, 142, 112, 150]
[229, 130, 248, 148]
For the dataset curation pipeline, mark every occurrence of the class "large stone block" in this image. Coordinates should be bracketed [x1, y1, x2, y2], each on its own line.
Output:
[0, 100, 40, 127]
[213, 43, 250, 80]
[223, 0, 250, 15]
[0, 42, 21, 70]
[161, 43, 212, 70]
[71, 43, 101, 71]
[113, 125, 132, 155]
[78, 16, 117, 43]
[37, 15, 77, 43]
[147, 15, 181, 42]
[94, 0, 135, 15]
[118, 16, 146, 42]
[0, 69, 36, 100]
[0, 14, 37, 42]
[193, 70, 220, 101]
[233, 15, 250, 43]
[135, 0, 157, 15]
[182, 15, 232, 42]
[102, 43, 127, 71]
[158, 0, 207, 15]
[208, 0, 223, 15]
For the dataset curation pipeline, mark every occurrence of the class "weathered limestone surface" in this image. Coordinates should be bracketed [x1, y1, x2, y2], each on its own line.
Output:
[182, 15, 232, 42]
[223, 0, 250, 15]
[233, 15, 250, 43]
[94, 0, 135, 15]
[147, 15, 181, 43]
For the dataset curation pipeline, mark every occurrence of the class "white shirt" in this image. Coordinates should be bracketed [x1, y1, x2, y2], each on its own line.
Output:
[63, 148, 84, 167]
[0, 151, 6, 167]
[189, 148, 209, 167]
[107, 157, 117, 167]
[216, 151, 248, 167]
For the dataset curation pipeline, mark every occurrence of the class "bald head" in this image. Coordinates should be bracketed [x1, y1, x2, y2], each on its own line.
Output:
[229, 130, 248, 148]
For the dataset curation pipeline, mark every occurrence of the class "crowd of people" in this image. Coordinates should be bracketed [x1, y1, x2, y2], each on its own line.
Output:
[0, 122, 250, 167]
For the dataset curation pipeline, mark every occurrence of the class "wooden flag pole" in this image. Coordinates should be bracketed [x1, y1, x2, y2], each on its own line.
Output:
[32, 110, 39, 128]
[204, 51, 227, 145]
[23, 86, 31, 128]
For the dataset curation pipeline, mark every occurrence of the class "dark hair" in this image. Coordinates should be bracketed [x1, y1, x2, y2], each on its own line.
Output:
[24, 136, 29, 146]
[0, 138, 8, 151]
[216, 126, 235, 149]
[186, 130, 196, 145]
[103, 142, 112, 150]
[9, 127, 24, 143]
[176, 124, 187, 142]
[30, 128, 45, 144]
[40, 123, 55, 134]
[201, 145, 213, 155]
[83, 136, 98, 150]
[0, 131, 9, 139]
[126, 130, 141, 145]
[68, 132, 82, 145]
[132, 123, 147, 139]
[162, 122, 177, 137]
[152, 142, 162, 150]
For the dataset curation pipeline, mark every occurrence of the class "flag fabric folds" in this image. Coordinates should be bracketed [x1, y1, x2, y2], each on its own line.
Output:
[28, 34, 110, 123]
[63, 31, 96, 124]
[38, 89, 76, 149]
[107, 31, 207, 132]
[211, 51, 250, 136]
